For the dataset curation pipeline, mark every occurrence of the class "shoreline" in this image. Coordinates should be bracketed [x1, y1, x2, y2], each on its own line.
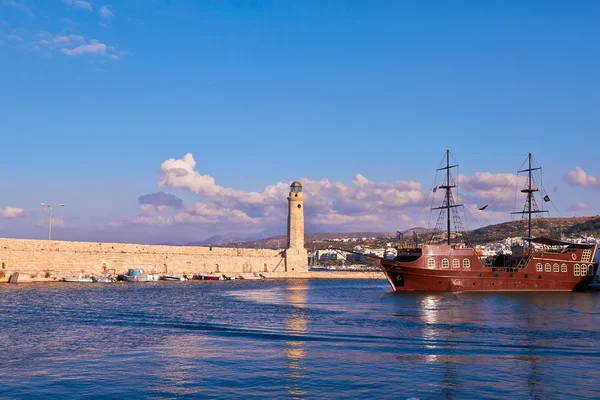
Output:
[0, 270, 385, 283]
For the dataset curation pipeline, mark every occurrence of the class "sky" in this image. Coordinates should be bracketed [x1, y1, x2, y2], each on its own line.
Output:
[1, 0, 599, 244]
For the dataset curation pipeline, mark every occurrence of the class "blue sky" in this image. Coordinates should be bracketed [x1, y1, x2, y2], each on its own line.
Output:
[1, 0, 599, 244]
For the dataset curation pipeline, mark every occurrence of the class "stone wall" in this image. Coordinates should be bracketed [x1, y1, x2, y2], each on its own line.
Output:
[0, 238, 300, 280]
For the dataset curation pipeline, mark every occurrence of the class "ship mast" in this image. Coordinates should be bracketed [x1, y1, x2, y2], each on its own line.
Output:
[432, 150, 463, 245]
[512, 152, 548, 247]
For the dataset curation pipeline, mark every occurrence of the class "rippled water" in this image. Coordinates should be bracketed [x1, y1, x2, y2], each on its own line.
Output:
[1, 280, 600, 399]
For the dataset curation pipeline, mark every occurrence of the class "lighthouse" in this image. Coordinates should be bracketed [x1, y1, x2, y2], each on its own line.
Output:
[285, 181, 308, 272]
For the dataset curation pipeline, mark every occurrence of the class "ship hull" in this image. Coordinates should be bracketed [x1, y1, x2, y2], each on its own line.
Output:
[375, 243, 597, 292]
[377, 261, 593, 292]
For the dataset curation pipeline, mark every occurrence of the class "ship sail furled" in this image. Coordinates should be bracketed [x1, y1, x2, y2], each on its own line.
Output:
[511, 152, 549, 246]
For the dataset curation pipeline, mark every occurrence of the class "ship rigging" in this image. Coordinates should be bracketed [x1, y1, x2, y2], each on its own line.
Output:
[370, 150, 597, 292]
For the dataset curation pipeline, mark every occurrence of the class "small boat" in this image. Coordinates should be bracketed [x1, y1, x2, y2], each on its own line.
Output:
[92, 275, 116, 283]
[194, 273, 224, 281]
[92, 268, 117, 283]
[121, 268, 158, 282]
[222, 275, 236, 280]
[238, 274, 263, 280]
[160, 275, 187, 281]
[62, 274, 94, 283]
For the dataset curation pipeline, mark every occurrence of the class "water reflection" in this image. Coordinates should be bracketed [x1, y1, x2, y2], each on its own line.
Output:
[419, 295, 459, 399]
[283, 280, 308, 399]
[419, 295, 439, 362]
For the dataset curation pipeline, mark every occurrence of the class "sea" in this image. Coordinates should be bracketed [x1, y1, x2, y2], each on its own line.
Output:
[1, 279, 599, 399]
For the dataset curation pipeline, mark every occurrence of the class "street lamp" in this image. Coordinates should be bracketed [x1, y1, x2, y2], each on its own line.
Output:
[41, 203, 65, 240]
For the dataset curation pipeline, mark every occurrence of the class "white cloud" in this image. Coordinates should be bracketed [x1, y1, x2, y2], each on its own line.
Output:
[110, 155, 586, 239]
[567, 201, 589, 212]
[31, 33, 121, 60]
[52, 34, 84, 46]
[60, 40, 107, 56]
[565, 166, 600, 189]
[131, 215, 174, 227]
[0, 206, 26, 218]
[157, 153, 425, 230]
[51, 217, 66, 228]
[34, 216, 66, 228]
[7, 34, 23, 41]
[63, 0, 92, 11]
[1, 0, 34, 18]
[457, 172, 529, 212]
[99, 4, 114, 18]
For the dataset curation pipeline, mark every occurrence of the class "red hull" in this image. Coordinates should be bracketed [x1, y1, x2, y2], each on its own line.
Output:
[201, 275, 222, 281]
[375, 243, 597, 292]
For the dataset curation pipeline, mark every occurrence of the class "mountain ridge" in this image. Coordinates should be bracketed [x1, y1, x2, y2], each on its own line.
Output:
[203, 216, 600, 249]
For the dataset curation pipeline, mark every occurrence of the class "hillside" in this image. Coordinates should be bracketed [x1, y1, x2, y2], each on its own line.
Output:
[466, 216, 600, 244]
[213, 231, 395, 249]
[212, 216, 600, 250]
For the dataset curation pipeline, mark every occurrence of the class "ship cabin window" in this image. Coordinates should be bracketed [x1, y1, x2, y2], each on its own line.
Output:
[427, 258, 436, 269]
[553, 263, 559, 273]
[463, 258, 471, 269]
[442, 259, 449, 269]
[589, 265, 595, 276]
[581, 264, 588, 276]
[545, 263, 551, 272]
[582, 249, 592, 263]
[574, 264, 580, 276]
[536, 263, 543, 272]
[561, 264, 567, 273]
[452, 259, 460, 269]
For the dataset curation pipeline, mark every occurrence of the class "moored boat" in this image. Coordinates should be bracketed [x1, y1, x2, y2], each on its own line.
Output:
[372, 151, 598, 292]
[238, 274, 263, 280]
[92, 268, 117, 283]
[160, 274, 187, 281]
[92, 275, 116, 283]
[62, 274, 94, 283]
[121, 268, 158, 282]
[194, 273, 224, 281]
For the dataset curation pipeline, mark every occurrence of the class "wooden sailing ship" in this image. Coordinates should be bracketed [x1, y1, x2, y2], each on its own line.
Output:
[373, 151, 598, 292]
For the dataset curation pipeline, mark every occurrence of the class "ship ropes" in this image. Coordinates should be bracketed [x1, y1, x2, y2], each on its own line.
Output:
[427, 149, 465, 246]
[424, 150, 554, 248]
[511, 152, 550, 244]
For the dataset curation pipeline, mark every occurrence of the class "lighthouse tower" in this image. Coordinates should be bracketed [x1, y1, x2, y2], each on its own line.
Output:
[285, 181, 308, 272]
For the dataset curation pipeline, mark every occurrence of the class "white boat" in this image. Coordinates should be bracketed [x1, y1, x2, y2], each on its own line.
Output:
[62, 274, 94, 283]
[160, 275, 187, 281]
[92, 275, 116, 283]
[92, 269, 117, 283]
[238, 274, 263, 280]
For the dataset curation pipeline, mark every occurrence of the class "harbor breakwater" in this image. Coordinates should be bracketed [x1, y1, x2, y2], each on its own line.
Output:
[0, 238, 381, 282]
[0, 238, 287, 282]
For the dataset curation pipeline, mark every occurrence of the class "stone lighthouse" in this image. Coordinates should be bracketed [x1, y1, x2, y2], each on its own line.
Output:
[285, 181, 308, 272]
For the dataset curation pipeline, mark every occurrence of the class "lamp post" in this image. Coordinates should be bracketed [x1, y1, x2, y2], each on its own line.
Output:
[40, 203, 65, 240]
